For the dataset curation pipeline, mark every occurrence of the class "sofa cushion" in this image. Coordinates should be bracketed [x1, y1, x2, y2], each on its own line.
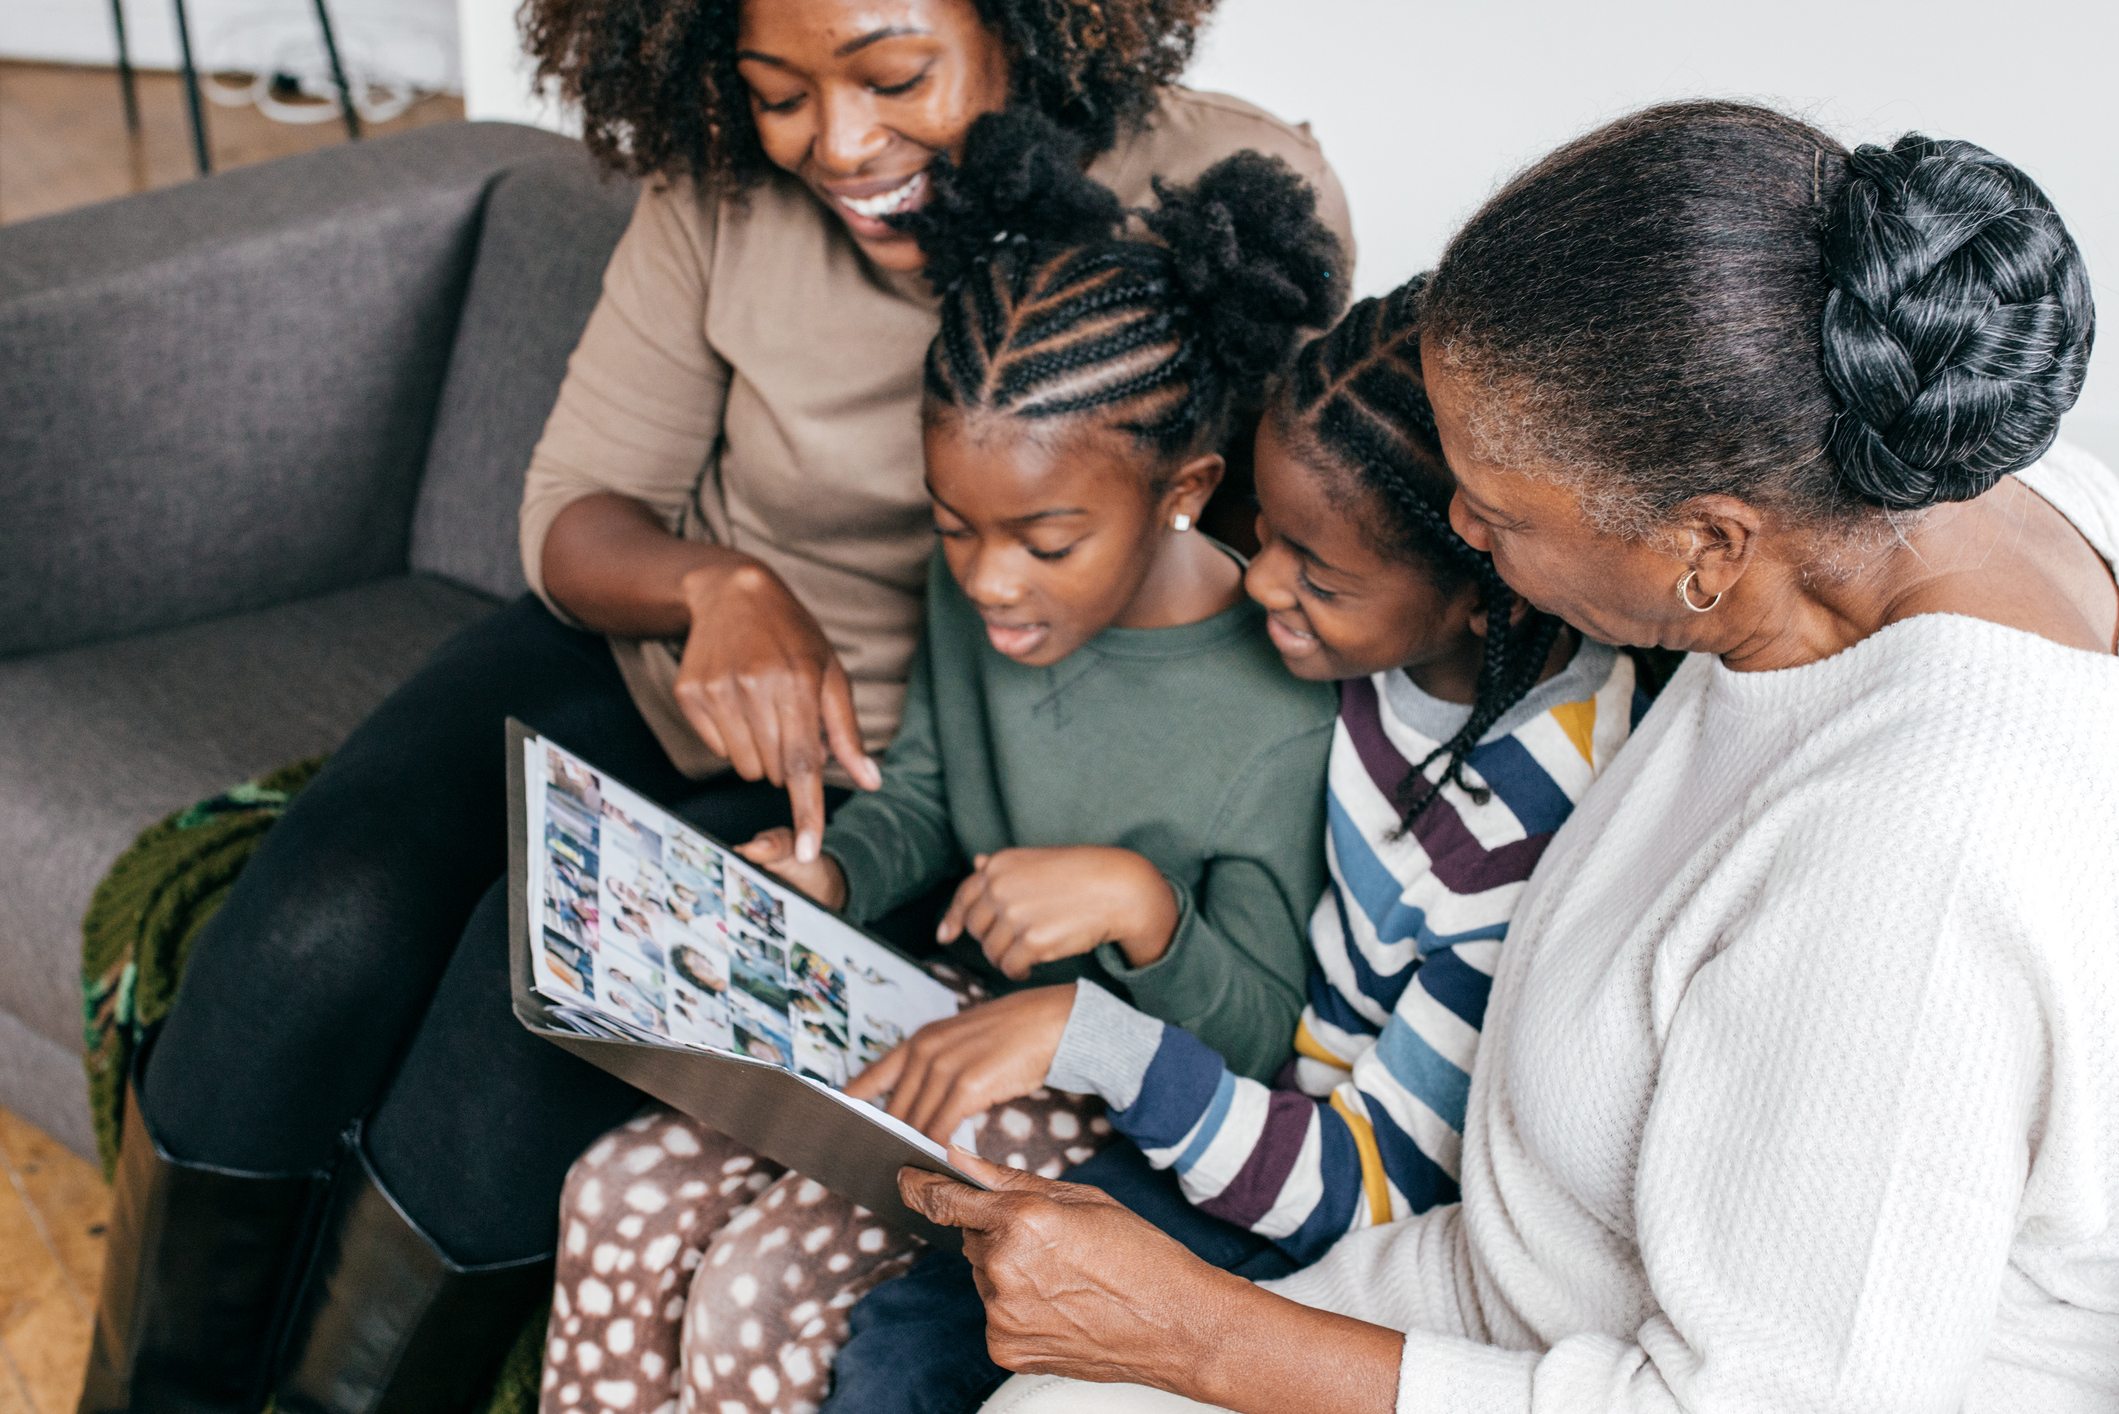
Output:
[0, 122, 573, 659]
[0, 575, 495, 1157]
[410, 149, 640, 600]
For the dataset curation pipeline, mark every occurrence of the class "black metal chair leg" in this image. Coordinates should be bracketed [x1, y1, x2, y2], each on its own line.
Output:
[109, 0, 140, 132]
[170, 0, 211, 174]
[310, 0, 362, 141]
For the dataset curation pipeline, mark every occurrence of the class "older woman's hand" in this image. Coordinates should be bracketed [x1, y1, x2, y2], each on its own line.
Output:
[901, 1152, 1405, 1413]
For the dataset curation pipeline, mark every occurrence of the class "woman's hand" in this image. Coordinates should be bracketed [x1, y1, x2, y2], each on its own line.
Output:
[938, 847, 1179, 979]
[737, 828, 848, 909]
[673, 557, 883, 861]
[902, 1153, 1404, 1413]
[540, 494, 881, 859]
[844, 986, 1075, 1143]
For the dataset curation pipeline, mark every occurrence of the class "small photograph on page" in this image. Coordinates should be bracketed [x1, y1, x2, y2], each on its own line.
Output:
[603, 888, 668, 971]
[542, 855, 597, 948]
[730, 989, 794, 1067]
[599, 956, 668, 1035]
[664, 833, 726, 920]
[730, 929, 790, 1012]
[601, 803, 663, 871]
[731, 871, 787, 942]
[545, 812, 598, 878]
[668, 984, 735, 1051]
[790, 945, 851, 1050]
[546, 747, 602, 814]
[794, 1022, 849, 1088]
[670, 937, 730, 999]
[542, 927, 594, 1000]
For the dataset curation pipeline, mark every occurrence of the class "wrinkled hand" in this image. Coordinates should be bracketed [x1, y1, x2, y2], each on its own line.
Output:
[673, 558, 882, 863]
[901, 1151, 1244, 1392]
[737, 828, 848, 910]
[844, 986, 1074, 1143]
[902, 1154, 1405, 1412]
[938, 847, 1179, 980]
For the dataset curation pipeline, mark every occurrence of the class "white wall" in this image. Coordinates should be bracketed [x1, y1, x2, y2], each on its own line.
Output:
[457, 0, 568, 127]
[1185, 0, 2119, 466]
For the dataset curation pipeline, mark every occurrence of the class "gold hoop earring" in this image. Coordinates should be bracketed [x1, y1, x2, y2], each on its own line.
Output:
[1676, 570, 1723, 613]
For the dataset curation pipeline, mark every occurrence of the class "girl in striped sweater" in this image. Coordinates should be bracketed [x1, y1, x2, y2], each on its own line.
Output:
[1046, 276, 1648, 1261]
[823, 276, 1648, 1411]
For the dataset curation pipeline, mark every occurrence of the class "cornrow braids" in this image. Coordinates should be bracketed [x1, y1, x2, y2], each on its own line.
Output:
[1281, 277, 1566, 827]
[521, 0, 1216, 187]
[902, 107, 1344, 459]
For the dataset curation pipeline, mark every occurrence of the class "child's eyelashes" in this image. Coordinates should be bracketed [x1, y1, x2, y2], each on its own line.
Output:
[929, 523, 1077, 563]
[1298, 569, 1340, 602]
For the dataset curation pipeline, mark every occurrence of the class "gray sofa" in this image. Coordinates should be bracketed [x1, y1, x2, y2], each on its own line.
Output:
[0, 122, 639, 1160]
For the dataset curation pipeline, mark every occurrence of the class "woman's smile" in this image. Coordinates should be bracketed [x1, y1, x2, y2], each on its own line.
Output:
[820, 169, 933, 239]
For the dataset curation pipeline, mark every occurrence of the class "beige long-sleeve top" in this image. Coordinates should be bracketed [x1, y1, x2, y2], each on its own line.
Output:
[519, 87, 1355, 781]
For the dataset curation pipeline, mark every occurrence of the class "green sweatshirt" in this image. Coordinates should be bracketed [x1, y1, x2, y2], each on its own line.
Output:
[823, 550, 1335, 1081]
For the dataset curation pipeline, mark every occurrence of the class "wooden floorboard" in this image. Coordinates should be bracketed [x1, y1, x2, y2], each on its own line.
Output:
[0, 60, 465, 225]
[0, 1108, 110, 1414]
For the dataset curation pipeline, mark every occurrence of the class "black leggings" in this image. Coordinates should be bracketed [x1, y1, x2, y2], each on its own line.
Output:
[142, 596, 816, 1266]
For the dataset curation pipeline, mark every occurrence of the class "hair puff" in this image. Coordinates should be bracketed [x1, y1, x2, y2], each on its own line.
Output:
[1820, 134, 2095, 510]
[1145, 153, 1348, 405]
[893, 107, 1126, 294]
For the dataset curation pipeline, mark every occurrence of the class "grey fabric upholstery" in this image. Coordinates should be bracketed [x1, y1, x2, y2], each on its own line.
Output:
[410, 151, 639, 599]
[0, 123, 575, 659]
[0, 576, 496, 1156]
[0, 123, 639, 1157]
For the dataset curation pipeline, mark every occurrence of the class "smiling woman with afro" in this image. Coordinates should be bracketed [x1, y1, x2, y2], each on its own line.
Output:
[526, 0, 1227, 184]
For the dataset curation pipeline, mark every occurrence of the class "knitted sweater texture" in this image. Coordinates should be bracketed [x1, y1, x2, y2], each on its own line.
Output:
[1260, 447, 2119, 1413]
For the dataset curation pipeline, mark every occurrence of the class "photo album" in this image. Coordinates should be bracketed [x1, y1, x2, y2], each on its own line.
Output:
[503, 720, 986, 1246]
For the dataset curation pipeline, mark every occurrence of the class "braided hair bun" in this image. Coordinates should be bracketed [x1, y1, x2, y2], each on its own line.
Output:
[1821, 135, 2095, 510]
[901, 105, 1345, 456]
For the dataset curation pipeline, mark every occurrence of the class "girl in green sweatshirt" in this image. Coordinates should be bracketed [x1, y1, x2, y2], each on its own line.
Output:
[540, 108, 1346, 1414]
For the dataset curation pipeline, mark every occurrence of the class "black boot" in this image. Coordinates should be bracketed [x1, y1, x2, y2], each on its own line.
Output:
[271, 1132, 552, 1414]
[79, 1069, 329, 1414]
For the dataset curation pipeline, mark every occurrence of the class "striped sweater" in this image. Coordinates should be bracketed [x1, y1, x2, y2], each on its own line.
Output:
[1047, 639, 1643, 1264]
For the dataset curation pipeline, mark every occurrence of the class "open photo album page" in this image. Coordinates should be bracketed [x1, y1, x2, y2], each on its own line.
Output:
[525, 735, 957, 1090]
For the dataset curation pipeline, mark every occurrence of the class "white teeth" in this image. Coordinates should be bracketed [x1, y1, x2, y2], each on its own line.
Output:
[840, 172, 925, 219]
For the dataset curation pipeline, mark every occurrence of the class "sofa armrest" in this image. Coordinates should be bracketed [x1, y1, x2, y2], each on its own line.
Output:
[0, 122, 580, 658]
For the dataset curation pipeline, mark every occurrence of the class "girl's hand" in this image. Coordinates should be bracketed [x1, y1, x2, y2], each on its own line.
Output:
[938, 847, 1179, 980]
[844, 986, 1075, 1143]
[737, 828, 848, 910]
[901, 1152, 1403, 1412]
[673, 557, 883, 865]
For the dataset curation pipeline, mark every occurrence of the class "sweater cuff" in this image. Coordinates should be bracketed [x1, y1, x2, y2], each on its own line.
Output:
[819, 832, 890, 923]
[1393, 1329, 1535, 1414]
[1045, 980, 1166, 1110]
[1092, 874, 1195, 992]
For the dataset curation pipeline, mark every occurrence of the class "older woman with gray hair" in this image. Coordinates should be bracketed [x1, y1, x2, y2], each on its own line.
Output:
[894, 100, 2119, 1414]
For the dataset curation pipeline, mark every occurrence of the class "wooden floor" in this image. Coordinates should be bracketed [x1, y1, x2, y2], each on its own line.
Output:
[0, 1109, 109, 1414]
[0, 60, 465, 226]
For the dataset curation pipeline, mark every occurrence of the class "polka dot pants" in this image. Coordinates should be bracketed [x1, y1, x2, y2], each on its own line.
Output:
[540, 1084, 1110, 1414]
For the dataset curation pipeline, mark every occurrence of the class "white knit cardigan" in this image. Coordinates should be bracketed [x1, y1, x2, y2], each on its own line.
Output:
[984, 444, 2119, 1414]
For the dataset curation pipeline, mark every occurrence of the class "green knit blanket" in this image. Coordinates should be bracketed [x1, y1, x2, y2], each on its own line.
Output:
[81, 759, 327, 1178]
[78, 758, 545, 1414]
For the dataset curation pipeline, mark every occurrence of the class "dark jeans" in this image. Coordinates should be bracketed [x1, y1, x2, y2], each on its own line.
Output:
[141, 595, 824, 1265]
[821, 1140, 1299, 1414]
